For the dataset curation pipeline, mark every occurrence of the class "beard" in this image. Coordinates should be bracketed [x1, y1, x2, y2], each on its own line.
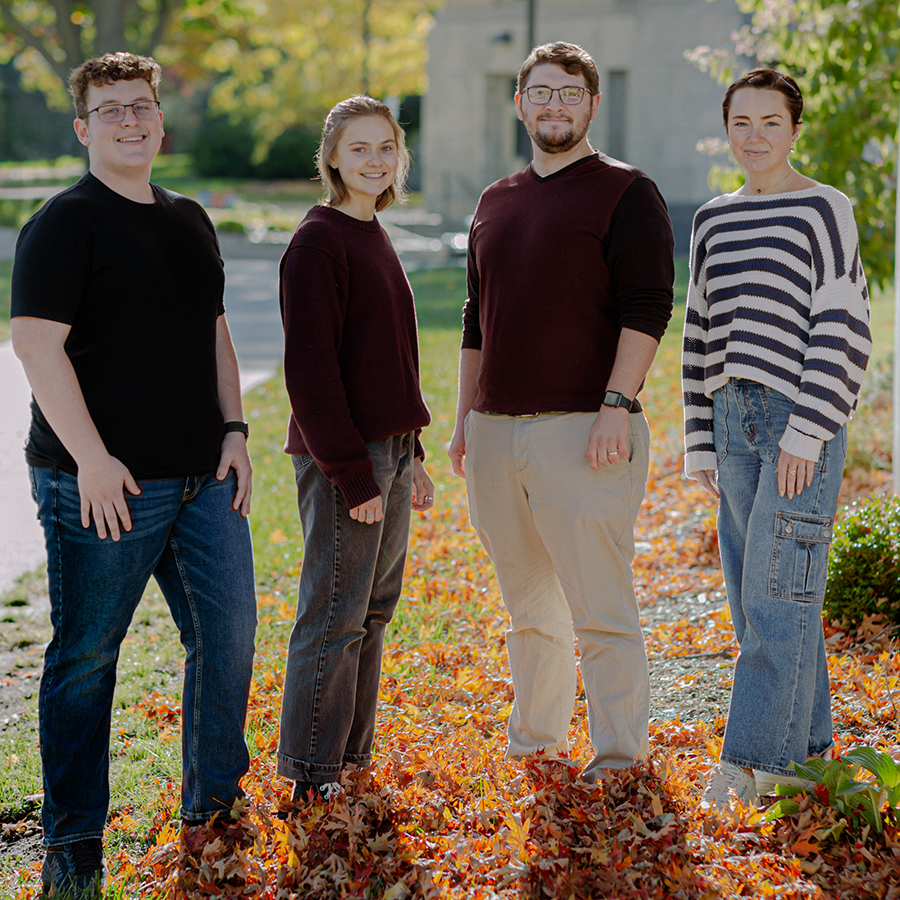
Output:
[527, 113, 591, 154]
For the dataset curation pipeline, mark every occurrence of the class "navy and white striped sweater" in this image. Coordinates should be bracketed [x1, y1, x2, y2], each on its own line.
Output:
[682, 185, 871, 475]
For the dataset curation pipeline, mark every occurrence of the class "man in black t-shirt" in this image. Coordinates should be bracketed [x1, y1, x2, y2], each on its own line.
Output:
[11, 52, 257, 899]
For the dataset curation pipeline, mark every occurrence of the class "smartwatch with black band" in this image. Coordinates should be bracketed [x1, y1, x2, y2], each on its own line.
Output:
[601, 390, 636, 413]
[223, 420, 249, 439]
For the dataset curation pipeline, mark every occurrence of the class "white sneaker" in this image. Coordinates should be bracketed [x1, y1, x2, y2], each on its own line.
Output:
[701, 762, 759, 809]
[754, 769, 817, 795]
[755, 749, 832, 796]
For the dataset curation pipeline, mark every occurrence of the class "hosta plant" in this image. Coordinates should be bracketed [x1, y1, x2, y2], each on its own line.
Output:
[763, 747, 900, 840]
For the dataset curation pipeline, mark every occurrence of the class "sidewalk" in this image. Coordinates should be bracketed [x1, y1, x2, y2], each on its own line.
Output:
[0, 342, 44, 593]
[0, 341, 273, 595]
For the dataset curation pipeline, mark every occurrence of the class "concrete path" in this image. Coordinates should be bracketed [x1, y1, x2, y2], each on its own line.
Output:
[0, 344, 45, 593]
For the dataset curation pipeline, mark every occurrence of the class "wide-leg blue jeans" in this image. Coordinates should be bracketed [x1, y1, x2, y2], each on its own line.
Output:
[277, 433, 414, 783]
[714, 381, 844, 776]
[30, 467, 257, 846]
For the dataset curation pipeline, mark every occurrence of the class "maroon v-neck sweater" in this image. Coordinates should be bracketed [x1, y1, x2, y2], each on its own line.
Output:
[280, 205, 430, 508]
[462, 153, 675, 414]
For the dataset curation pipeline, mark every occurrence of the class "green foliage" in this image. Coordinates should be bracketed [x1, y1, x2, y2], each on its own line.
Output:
[691, 0, 900, 286]
[190, 119, 320, 180]
[254, 129, 320, 180]
[764, 748, 900, 838]
[824, 495, 900, 633]
[0, 0, 263, 109]
[190, 117, 257, 179]
[207, 0, 439, 146]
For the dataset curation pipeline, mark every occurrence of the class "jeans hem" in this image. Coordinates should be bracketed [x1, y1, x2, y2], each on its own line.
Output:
[44, 830, 105, 849]
[721, 753, 800, 778]
[179, 795, 245, 824]
[276, 752, 342, 781]
[343, 753, 371, 766]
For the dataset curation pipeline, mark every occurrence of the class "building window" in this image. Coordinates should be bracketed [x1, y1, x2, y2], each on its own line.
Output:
[607, 70, 627, 160]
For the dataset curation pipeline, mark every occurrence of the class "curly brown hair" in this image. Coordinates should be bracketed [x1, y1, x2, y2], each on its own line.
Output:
[68, 52, 162, 118]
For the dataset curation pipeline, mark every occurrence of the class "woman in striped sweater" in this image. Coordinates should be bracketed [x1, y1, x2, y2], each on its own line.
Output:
[681, 69, 871, 808]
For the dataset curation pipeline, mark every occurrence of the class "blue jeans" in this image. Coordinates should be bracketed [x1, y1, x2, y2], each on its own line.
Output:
[714, 381, 844, 776]
[30, 467, 257, 846]
[277, 433, 414, 783]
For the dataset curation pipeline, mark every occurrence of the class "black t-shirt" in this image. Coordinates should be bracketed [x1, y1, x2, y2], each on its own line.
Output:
[11, 172, 226, 478]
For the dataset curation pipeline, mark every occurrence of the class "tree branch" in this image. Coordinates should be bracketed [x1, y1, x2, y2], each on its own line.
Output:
[0, 0, 71, 84]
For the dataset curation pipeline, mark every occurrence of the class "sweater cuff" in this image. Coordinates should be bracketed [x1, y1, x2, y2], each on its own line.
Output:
[778, 426, 824, 463]
[414, 431, 425, 461]
[684, 450, 717, 479]
[338, 469, 382, 510]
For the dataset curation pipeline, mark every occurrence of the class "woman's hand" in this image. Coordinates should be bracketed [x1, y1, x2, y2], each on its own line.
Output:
[412, 458, 435, 512]
[777, 450, 814, 500]
[350, 495, 383, 525]
[694, 469, 720, 499]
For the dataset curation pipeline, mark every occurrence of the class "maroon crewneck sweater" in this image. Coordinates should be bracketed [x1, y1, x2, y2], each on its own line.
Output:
[280, 205, 430, 508]
[462, 153, 675, 413]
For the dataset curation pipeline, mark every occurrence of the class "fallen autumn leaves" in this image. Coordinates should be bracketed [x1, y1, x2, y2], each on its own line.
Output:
[8, 462, 894, 900]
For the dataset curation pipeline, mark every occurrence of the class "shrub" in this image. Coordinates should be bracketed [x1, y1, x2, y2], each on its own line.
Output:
[191, 118, 256, 178]
[763, 747, 900, 839]
[255, 129, 319, 180]
[824, 495, 900, 632]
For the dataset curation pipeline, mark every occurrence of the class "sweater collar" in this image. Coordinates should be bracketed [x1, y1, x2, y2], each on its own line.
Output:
[316, 204, 382, 233]
[528, 152, 598, 183]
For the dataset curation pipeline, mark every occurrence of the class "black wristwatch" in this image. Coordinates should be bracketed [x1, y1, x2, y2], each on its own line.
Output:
[601, 391, 636, 412]
[223, 420, 249, 439]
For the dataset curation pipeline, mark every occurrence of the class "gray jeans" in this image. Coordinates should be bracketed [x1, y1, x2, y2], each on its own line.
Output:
[277, 433, 414, 783]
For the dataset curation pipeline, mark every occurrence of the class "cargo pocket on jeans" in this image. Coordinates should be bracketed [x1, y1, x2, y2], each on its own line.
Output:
[768, 512, 834, 601]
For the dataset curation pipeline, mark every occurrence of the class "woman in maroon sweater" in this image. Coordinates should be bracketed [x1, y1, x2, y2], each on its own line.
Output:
[276, 96, 433, 802]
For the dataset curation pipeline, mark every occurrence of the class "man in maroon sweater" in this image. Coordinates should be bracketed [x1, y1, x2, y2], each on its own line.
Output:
[449, 41, 674, 783]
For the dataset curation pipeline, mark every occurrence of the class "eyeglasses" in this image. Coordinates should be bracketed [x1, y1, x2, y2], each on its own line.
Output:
[82, 101, 161, 123]
[524, 85, 590, 105]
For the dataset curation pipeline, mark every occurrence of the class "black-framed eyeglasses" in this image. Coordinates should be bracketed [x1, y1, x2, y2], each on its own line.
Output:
[82, 101, 161, 123]
[524, 85, 590, 105]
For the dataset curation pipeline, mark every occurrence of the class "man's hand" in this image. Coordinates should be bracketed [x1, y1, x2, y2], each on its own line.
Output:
[77, 455, 142, 541]
[584, 406, 631, 470]
[350, 495, 384, 524]
[217, 432, 253, 516]
[412, 458, 435, 511]
[448, 426, 466, 478]
[777, 449, 814, 500]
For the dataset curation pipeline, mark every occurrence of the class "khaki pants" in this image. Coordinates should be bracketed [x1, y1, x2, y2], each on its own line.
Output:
[464, 411, 651, 775]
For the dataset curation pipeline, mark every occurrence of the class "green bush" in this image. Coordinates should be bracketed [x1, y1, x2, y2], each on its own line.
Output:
[824, 495, 900, 632]
[255, 129, 319, 180]
[191, 118, 256, 178]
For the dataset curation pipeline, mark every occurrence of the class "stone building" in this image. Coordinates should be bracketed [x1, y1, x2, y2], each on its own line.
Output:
[422, 0, 747, 251]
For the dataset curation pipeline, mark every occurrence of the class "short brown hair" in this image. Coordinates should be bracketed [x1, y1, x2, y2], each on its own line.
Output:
[317, 96, 410, 213]
[517, 41, 600, 97]
[722, 68, 804, 128]
[68, 52, 161, 118]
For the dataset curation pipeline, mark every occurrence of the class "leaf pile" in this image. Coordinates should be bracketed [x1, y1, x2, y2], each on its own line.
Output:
[7, 469, 900, 899]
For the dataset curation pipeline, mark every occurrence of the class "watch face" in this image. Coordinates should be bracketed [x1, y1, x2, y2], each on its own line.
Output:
[603, 391, 631, 410]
